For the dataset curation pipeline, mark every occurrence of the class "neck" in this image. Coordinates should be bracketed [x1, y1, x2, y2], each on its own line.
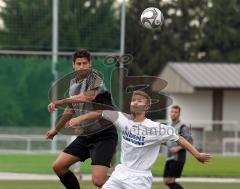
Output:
[172, 119, 180, 125]
[132, 113, 145, 122]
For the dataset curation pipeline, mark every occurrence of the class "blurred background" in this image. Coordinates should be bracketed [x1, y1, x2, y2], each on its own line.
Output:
[0, 0, 240, 189]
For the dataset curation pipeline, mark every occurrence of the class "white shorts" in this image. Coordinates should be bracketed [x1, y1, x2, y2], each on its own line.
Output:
[102, 164, 152, 189]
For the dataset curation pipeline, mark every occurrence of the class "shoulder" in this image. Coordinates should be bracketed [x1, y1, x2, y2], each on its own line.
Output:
[144, 119, 160, 128]
[69, 78, 76, 86]
[89, 70, 103, 81]
[117, 112, 131, 120]
[180, 124, 189, 131]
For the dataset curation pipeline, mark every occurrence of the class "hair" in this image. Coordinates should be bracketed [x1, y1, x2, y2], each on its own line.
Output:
[132, 90, 151, 106]
[72, 49, 91, 63]
[171, 105, 181, 112]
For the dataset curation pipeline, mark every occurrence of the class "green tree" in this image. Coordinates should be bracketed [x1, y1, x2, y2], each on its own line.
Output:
[0, 0, 52, 50]
[59, 0, 120, 51]
[125, 0, 209, 76]
[0, 58, 52, 126]
[0, 0, 120, 51]
[15, 58, 52, 126]
[198, 0, 240, 62]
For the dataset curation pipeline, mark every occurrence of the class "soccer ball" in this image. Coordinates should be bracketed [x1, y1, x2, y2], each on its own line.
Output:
[140, 7, 164, 30]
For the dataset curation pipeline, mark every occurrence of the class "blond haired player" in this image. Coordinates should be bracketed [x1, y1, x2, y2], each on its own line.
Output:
[67, 91, 212, 189]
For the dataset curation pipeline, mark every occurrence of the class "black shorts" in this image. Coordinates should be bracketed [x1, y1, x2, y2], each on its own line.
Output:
[163, 160, 185, 178]
[63, 126, 118, 168]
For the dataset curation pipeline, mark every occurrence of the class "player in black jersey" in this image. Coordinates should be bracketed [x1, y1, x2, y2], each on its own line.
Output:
[163, 105, 193, 189]
[45, 49, 118, 189]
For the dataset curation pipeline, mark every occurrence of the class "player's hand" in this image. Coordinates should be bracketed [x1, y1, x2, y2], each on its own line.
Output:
[67, 117, 82, 128]
[45, 128, 58, 140]
[48, 102, 57, 112]
[196, 153, 212, 163]
[169, 146, 181, 153]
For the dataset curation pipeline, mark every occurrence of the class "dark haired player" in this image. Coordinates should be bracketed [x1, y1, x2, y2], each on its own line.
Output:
[45, 49, 118, 189]
[163, 105, 193, 189]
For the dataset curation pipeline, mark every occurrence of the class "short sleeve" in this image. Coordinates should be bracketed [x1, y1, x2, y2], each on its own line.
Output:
[102, 111, 129, 130]
[160, 124, 179, 142]
[87, 71, 103, 90]
[180, 126, 193, 143]
[151, 124, 179, 143]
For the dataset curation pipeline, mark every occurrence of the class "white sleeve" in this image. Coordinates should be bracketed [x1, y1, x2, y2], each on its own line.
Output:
[158, 124, 179, 142]
[102, 110, 129, 130]
[146, 124, 179, 144]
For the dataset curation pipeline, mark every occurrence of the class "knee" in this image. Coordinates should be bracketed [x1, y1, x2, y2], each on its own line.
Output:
[52, 161, 67, 176]
[163, 178, 174, 186]
[92, 175, 107, 188]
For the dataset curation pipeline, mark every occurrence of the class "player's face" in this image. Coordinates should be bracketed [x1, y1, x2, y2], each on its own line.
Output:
[73, 57, 91, 79]
[73, 57, 91, 71]
[130, 94, 149, 114]
[170, 108, 180, 122]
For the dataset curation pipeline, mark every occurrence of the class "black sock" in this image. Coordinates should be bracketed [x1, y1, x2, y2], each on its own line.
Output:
[168, 182, 184, 189]
[58, 170, 80, 189]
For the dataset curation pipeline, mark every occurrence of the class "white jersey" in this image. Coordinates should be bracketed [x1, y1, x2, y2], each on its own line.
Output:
[102, 111, 179, 172]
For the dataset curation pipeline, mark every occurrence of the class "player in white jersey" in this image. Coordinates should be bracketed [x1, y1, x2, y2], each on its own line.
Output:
[67, 90, 211, 189]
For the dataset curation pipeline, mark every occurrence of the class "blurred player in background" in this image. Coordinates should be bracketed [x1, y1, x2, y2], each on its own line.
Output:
[45, 49, 118, 189]
[163, 105, 193, 189]
[68, 91, 211, 189]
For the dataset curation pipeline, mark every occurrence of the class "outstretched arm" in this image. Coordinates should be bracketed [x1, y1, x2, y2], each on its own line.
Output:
[45, 107, 74, 139]
[67, 111, 103, 128]
[48, 89, 98, 112]
[67, 110, 120, 128]
[177, 136, 212, 163]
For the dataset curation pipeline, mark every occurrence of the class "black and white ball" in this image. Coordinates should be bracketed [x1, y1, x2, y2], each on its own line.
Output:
[140, 7, 164, 30]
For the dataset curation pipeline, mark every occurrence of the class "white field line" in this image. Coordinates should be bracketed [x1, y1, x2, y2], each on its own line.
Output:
[0, 173, 240, 183]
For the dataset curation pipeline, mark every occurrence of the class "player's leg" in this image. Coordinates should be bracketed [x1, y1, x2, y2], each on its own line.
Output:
[110, 144, 118, 173]
[90, 128, 118, 187]
[164, 177, 180, 188]
[164, 178, 183, 189]
[123, 173, 153, 189]
[101, 164, 128, 189]
[92, 165, 109, 187]
[163, 160, 184, 189]
[52, 152, 81, 189]
[53, 136, 90, 189]
[101, 174, 124, 189]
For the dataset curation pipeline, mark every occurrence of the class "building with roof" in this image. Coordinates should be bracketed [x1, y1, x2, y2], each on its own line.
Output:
[152, 63, 240, 153]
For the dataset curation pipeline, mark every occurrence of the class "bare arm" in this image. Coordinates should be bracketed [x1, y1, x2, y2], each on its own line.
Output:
[45, 107, 74, 139]
[55, 107, 75, 131]
[67, 111, 103, 128]
[48, 89, 98, 112]
[177, 136, 212, 163]
[169, 145, 184, 153]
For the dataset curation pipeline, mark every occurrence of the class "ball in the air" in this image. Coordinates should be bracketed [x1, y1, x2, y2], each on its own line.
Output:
[140, 7, 164, 30]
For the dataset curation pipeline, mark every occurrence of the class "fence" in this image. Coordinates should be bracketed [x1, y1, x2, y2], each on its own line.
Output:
[159, 120, 240, 155]
[0, 120, 240, 155]
[0, 134, 70, 153]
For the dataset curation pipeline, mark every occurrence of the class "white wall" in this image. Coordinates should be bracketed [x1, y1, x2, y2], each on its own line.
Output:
[167, 91, 213, 123]
[223, 91, 240, 130]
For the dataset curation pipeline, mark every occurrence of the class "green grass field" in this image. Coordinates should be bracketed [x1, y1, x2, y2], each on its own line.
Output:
[0, 153, 240, 177]
[0, 180, 240, 189]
